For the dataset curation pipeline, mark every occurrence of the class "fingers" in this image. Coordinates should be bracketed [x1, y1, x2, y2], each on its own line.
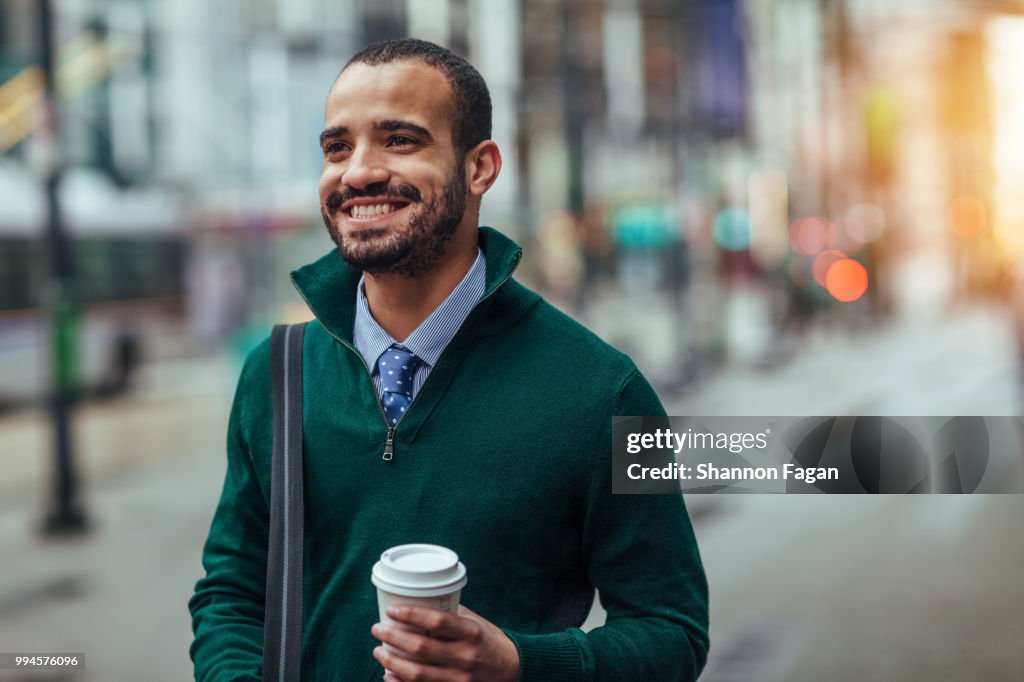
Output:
[385, 606, 481, 642]
[371, 608, 519, 682]
[372, 623, 458, 666]
[374, 645, 470, 682]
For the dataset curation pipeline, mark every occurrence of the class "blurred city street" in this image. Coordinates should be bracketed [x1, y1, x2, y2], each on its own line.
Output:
[3, 0, 1024, 679]
[1, 300, 1021, 682]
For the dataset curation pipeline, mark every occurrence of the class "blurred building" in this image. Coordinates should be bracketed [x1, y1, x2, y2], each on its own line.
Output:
[3, 0, 1024, 401]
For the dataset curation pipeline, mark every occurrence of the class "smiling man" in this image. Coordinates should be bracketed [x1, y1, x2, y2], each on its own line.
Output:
[189, 39, 709, 682]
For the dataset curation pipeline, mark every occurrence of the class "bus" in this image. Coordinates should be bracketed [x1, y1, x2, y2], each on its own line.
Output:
[0, 168, 188, 407]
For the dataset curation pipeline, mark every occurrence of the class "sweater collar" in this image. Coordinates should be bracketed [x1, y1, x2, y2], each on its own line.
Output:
[290, 226, 524, 347]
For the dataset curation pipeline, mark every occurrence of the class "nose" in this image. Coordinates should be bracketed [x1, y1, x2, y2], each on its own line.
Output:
[341, 145, 390, 190]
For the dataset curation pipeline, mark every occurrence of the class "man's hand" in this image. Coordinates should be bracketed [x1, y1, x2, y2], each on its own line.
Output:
[371, 604, 520, 682]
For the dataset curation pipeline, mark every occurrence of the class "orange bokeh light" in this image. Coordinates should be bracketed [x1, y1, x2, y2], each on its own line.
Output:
[812, 250, 847, 286]
[948, 196, 986, 237]
[789, 217, 828, 255]
[825, 258, 869, 302]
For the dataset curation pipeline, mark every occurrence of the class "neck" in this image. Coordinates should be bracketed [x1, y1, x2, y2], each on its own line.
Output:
[363, 234, 478, 342]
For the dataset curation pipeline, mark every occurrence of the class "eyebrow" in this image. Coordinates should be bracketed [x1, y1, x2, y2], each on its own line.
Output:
[318, 120, 434, 147]
[376, 120, 433, 141]
[319, 126, 347, 147]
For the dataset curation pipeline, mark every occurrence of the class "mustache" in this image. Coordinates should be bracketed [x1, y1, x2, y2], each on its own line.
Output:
[324, 182, 422, 215]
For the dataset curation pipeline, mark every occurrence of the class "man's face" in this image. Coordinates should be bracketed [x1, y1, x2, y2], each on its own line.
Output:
[318, 60, 468, 277]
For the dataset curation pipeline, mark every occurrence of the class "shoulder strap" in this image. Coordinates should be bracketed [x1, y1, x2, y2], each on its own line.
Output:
[264, 323, 305, 682]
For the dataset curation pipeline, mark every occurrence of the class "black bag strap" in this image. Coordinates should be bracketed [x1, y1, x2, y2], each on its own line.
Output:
[264, 323, 306, 682]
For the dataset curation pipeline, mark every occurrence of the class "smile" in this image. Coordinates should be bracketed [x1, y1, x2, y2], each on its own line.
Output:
[344, 202, 410, 219]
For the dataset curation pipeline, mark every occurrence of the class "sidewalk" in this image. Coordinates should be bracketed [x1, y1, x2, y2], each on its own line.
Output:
[662, 304, 1020, 416]
[0, 448, 225, 682]
[695, 493, 1024, 682]
[0, 355, 235, 682]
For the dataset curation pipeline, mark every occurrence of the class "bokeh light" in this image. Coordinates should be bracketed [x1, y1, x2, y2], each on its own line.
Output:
[947, 196, 987, 237]
[826, 219, 864, 255]
[825, 258, 869, 302]
[813, 249, 847, 287]
[789, 216, 828, 255]
[845, 203, 887, 243]
[714, 207, 752, 252]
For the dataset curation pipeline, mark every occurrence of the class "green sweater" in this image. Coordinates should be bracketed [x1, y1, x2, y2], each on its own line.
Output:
[189, 228, 709, 681]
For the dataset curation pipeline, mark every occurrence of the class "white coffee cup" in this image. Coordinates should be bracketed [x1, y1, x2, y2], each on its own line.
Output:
[372, 544, 468, 629]
[372, 544, 468, 667]
[372, 544, 467, 673]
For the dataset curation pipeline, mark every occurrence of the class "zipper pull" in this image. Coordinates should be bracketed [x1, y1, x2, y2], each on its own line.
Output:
[383, 427, 395, 461]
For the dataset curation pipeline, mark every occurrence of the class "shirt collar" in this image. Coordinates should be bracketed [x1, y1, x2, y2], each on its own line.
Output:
[354, 248, 487, 372]
[291, 228, 525, 347]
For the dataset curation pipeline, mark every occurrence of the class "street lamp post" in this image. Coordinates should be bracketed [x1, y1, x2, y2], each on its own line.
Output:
[37, 0, 88, 536]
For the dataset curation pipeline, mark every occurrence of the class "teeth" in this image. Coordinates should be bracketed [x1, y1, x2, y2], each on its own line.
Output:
[351, 203, 396, 218]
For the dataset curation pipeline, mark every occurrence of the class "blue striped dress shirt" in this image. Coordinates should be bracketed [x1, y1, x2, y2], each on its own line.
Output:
[353, 248, 486, 404]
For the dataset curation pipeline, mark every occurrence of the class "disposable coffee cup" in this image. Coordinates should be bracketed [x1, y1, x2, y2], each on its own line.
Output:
[371, 543, 467, 660]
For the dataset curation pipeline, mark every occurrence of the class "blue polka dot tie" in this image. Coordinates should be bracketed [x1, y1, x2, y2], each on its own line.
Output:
[377, 344, 420, 427]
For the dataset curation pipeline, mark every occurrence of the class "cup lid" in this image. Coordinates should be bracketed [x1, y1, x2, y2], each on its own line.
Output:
[371, 544, 467, 596]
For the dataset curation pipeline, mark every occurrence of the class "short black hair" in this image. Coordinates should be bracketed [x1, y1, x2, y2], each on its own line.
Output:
[343, 38, 492, 158]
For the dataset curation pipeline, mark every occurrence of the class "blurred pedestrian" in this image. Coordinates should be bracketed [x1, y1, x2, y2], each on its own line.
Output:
[189, 38, 707, 682]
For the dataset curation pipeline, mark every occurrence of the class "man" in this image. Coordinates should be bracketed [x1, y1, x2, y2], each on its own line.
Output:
[190, 38, 708, 681]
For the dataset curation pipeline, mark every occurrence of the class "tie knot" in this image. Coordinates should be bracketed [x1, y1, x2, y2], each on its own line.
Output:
[377, 345, 419, 397]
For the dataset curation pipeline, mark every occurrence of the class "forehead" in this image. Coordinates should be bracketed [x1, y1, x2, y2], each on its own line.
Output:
[325, 60, 454, 136]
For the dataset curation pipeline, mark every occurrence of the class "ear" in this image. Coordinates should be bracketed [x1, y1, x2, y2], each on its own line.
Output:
[464, 140, 502, 198]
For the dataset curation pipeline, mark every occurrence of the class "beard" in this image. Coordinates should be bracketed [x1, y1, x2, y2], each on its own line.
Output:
[321, 166, 467, 278]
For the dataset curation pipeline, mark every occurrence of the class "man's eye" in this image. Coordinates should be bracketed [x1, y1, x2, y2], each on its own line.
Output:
[388, 135, 416, 147]
[324, 142, 349, 155]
